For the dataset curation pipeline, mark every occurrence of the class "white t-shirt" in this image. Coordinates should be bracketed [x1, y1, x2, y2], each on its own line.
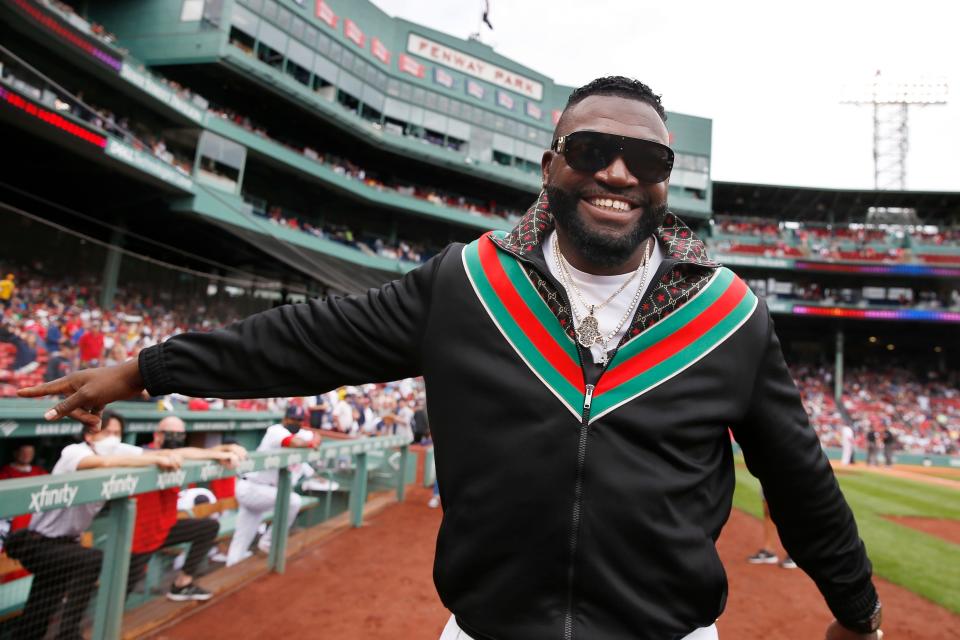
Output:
[544, 231, 663, 364]
[244, 424, 313, 486]
[333, 400, 357, 433]
[30, 440, 142, 539]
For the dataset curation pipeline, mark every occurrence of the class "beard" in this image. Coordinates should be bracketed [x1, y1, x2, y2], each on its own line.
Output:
[545, 185, 668, 268]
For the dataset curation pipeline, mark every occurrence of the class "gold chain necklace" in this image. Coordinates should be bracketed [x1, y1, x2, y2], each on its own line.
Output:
[553, 237, 652, 358]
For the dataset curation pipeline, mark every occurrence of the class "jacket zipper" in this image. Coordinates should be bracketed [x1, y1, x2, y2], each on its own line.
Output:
[495, 241, 607, 640]
[563, 383, 594, 640]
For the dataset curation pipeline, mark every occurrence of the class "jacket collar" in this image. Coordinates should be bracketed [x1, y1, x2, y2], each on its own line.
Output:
[490, 190, 718, 268]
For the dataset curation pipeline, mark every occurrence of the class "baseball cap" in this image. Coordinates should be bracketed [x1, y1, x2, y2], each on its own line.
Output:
[284, 405, 306, 421]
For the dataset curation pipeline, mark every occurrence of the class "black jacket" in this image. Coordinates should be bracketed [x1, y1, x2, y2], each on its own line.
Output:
[139, 196, 877, 639]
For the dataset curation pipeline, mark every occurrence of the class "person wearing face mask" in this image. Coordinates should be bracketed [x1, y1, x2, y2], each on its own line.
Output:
[5, 411, 180, 640]
[225, 405, 319, 566]
[126, 416, 247, 602]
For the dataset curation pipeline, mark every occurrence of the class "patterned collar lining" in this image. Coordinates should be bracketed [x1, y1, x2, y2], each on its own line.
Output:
[490, 190, 719, 268]
[488, 191, 719, 340]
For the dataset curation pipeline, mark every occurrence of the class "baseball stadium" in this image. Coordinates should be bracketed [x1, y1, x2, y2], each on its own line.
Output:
[0, 0, 957, 638]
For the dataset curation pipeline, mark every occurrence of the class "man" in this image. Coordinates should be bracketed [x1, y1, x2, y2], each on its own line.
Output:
[45, 340, 76, 383]
[841, 423, 856, 465]
[4, 411, 180, 640]
[22, 77, 881, 639]
[76, 321, 104, 369]
[226, 405, 318, 566]
[0, 443, 48, 536]
[126, 416, 246, 601]
[0, 273, 14, 309]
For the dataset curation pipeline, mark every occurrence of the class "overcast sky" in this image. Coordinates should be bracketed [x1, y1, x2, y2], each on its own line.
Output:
[372, 0, 959, 192]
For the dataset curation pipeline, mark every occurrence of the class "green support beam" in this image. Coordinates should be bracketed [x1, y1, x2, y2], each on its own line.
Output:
[349, 452, 368, 527]
[100, 227, 124, 310]
[396, 445, 409, 502]
[92, 497, 136, 640]
[268, 468, 292, 574]
[834, 328, 845, 404]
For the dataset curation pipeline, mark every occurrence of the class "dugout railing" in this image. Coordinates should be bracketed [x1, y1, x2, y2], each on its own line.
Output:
[0, 434, 412, 639]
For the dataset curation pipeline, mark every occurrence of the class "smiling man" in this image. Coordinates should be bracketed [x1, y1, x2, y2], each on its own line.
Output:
[22, 76, 880, 640]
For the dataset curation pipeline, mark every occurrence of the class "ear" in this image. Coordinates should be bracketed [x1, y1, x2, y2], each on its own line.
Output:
[541, 150, 555, 189]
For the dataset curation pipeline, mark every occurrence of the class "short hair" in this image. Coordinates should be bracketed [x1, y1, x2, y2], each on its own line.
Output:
[99, 409, 125, 433]
[555, 76, 667, 139]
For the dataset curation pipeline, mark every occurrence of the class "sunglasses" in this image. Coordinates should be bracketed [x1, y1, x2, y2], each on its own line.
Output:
[551, 131, 674, 184]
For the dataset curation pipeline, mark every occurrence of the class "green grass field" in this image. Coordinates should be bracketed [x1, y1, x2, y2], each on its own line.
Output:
[733, 462, 960, 614]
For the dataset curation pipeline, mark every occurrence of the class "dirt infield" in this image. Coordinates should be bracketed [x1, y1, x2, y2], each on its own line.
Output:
[884, 515, 960, 546]
[154, 485, 957, 640]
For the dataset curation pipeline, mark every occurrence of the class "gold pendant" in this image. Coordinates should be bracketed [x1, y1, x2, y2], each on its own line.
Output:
[576, 314, 601, 348]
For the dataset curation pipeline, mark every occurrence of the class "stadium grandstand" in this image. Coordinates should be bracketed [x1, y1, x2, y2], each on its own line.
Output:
[0, 0, 957, 637]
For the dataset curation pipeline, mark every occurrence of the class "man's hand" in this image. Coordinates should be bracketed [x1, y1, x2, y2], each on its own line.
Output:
[17, 359, 145, 428]
[826, 621, 882, 639]
[215, 451, 241, 470]
[150, 451, 182, 471]
[216, 443, 248, 459]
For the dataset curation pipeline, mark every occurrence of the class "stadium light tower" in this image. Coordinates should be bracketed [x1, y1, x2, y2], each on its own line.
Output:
[841, 71, 948, 191]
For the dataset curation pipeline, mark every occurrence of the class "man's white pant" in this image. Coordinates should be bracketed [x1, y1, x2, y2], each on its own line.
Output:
[226, 479, 301, 566]
[438, 615, 718, 639]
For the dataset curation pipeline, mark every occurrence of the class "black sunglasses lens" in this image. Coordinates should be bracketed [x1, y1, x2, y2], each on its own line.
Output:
[563, 133, 673, 183]
[623, 141, 673, 183]
[563, 134, 616, 173]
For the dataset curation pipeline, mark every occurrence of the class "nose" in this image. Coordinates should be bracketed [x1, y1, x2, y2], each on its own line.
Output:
[594, 155, 639, 188]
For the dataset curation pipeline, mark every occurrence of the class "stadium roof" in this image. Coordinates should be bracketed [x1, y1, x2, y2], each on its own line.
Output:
[713, 181, 960, 225]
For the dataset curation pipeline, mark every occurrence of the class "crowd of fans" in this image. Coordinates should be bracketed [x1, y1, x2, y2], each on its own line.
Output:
[247, 197, 435, 264]
[791, 363, 960, 457]
[39, 0, 127, 53]
[0, 66, 194, 176]
[209, 106, 523, 222]
[764, 281, 960, 311]
[3, 266, 957, 456]
[711, 215, 960, 264]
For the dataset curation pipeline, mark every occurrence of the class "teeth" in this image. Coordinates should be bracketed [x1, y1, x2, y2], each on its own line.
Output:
[589, 197, 631, 212]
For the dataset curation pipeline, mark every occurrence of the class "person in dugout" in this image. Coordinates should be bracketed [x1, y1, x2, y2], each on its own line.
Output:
[125, 415, 247, 601]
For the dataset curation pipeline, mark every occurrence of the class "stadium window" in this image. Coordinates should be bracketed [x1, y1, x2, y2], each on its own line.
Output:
[354, 57, 367, 78]
[361, 104, 383, 124]
[229, 27, 256, 56]
[276, 7, 292, 29]
[336, 90, 360, 114]
[437, 95, 449, 112]
[399, 83, 413, 101]
[383, 116, 406, 135]
[425, 92, 438, 109]
[446, 134, 466, 152]
[315, 32, 330, 55]
[313, 74, 332, 92]
[494, 116, 506, 131]
[303, 25, 318, 47]
[261, 0, 278, 21]
[481, 110, 495, 128]
[375, 71, 388, 89]
[412, 87, 426, 104]
[256, 42, 284, 70]
[493, 150, 512, 167]
[504, 119, 518, 136]
[341, 49, 355, 71]
[202, 0, 224, 26]
[285, 59, 310, 86]
[328, 41, 343, 63]
[240, 0, 262, 10]
[386, 79, 401, 97]
[180, 0, 203, 22]
[290, 16, 305, 40]
[448, 100, 461, 117]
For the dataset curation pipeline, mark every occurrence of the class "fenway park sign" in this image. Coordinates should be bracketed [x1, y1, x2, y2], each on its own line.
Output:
[406, 33, 543, 101]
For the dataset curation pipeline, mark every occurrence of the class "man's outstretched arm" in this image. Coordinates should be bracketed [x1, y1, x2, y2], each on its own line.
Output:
[19, 247, 452, 426]
[732, 306, 881, 639]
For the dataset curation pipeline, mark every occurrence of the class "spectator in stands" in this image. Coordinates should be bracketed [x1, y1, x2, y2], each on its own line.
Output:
[44, 341, 76, 383]
[226, 406, 318, 566]
[4, 411, 181, 640]
[0, 273, 14, 309]
[10, 329, 39, 376]
[77, 321, 104, 369]
[412, 402, 430, 445]
[126, 416, 247, 602]
[0, 443, 48, 534]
